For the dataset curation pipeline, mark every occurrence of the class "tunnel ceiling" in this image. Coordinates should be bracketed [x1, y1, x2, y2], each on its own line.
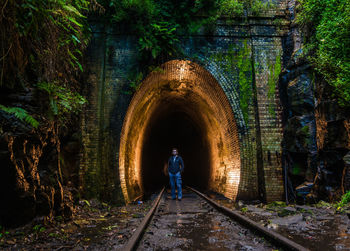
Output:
[119, 60, 241, 202]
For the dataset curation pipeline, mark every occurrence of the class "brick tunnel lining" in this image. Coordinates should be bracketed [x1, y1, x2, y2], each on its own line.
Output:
[141, 100, 211, 193]
[119, 60, 241, 202]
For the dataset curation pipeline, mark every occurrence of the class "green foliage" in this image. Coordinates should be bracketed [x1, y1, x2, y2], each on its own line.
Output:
[82, 199, 91, 207]
[267, 50, 282, 115]
[300, 125, 310, 135]
[212, 40, 253, 124]
[219, 0, 275, 17]
[240, 207, 248, 212]
[220, 0, 245, 17]
[139, 22, 179, 59]
[96, 0, 277, 92]
[249, 0, 274, 15]
[99, 0, 220, 62]
[336, 190, 350, 210]
[48, 232, 60, 238]
[1, 0, 90, 86]
[127, 72, 144, 92]
[0, 0, 90, 127]
[237, 41, 253, 123]
[266, 200, 287, 208]
[32, 224, 46, 233]
[297, 0, 350, 106]
[291, 163, 301, 175]
[0, 105, 39, 128]
[37, 82, 86, 118]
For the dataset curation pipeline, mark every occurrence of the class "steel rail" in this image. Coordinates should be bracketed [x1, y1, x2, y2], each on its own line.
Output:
[187, 186, 309, 251]
[123, 187, 165, 251]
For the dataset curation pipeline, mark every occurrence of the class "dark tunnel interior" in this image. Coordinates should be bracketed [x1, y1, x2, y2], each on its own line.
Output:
[141, 108, 211, 194]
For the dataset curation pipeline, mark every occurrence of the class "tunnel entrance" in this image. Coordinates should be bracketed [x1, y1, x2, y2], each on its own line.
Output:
[119, 60, 241, 202]
[141, 106, 211, 193]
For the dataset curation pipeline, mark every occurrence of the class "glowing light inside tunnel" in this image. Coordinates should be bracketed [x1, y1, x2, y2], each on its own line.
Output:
[119, 60, 241, 202]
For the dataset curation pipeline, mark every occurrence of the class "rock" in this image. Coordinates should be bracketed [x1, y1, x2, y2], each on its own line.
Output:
[266, 223, 278, 229]
[245, 205, 275, 217]
[296, 205, 314, 211]
[271, 214, 303, 226]
[246, 205, 264, 213]
[296, 182, 314, 196]
[278, 206, 297, 217]
[284, 115, 317, 153]
[315, 215, 334, 221]
[284, 206, 297, 212]
[287, 73, 315, 115]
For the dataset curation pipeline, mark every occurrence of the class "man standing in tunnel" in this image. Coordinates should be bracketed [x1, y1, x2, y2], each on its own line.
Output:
[168, 148, 184, 200]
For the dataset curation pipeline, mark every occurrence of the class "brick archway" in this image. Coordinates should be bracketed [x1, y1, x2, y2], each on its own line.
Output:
[119, 60, 241, 202]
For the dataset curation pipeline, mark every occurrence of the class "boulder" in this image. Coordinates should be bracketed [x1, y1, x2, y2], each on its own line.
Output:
[287, 73, 315, 116]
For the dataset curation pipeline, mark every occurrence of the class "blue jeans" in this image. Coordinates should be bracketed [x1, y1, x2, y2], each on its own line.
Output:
[169, 172, 182, 199]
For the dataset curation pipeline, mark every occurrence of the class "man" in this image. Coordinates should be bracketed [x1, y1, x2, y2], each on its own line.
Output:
[167, 148, 184, 201]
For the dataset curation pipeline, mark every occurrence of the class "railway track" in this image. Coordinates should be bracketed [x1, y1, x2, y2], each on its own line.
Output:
[123, 187, 308, 251]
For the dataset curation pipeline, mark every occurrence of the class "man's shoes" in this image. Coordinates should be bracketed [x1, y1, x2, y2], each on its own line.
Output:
[178, 198, 182, 201]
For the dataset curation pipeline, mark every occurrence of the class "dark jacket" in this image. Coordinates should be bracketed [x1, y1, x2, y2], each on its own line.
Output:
[168, 155, 184, 174]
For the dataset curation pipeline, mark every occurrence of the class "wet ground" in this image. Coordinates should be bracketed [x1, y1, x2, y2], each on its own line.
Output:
[0, 197, 156, 250]
[138, 189, 276, 250]
[2, 188, 349, 250]
[205, 191, 350, 251]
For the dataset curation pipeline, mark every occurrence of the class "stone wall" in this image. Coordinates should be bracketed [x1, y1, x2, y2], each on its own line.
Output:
[281, 0, 350, 202]
[80, 2, 289, 203]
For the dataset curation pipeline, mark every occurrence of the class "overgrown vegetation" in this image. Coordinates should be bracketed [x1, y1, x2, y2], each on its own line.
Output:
[0, 0, 281, 124]
[0, 0, 92, 127]
[36, 82, 86, 120]
[97, 0, 219, 63]
[94, 0, 276, 91]
[336, 190, 350, 210]
[267, 50, 282, 115]
[297, 0, 350, 106]
[220, 0, 275, 17]
[211, 41, 253, 123]
[0, 105, 39, 128]
[315, 190, 350, 211]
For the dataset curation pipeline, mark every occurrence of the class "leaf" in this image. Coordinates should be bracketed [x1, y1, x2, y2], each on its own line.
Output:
[71, 34, 81, 44]
[82, 200, 90, 207]
[50, 97, 58, 115]
[0, 105, 39, 128]
[62, 5, 84, 18]
[66, 16, 83, 28]
[75, 61, 84, 72]
[151, 48, 157, 59]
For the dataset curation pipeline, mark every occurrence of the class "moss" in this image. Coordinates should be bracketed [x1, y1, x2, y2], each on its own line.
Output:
[241, 207, 248, 213]
[267, 50, 282, 116]
[300, 125, 310, 135]
[211, 40, 253, 124]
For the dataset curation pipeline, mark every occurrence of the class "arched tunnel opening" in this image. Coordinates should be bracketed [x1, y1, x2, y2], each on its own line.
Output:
[141, 105, 211, 193]
[119, 60, 242, 203]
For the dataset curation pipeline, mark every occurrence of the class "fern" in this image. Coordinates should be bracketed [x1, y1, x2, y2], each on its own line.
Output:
[37, 82, 87, 118]
[0, 105, 39, 128]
